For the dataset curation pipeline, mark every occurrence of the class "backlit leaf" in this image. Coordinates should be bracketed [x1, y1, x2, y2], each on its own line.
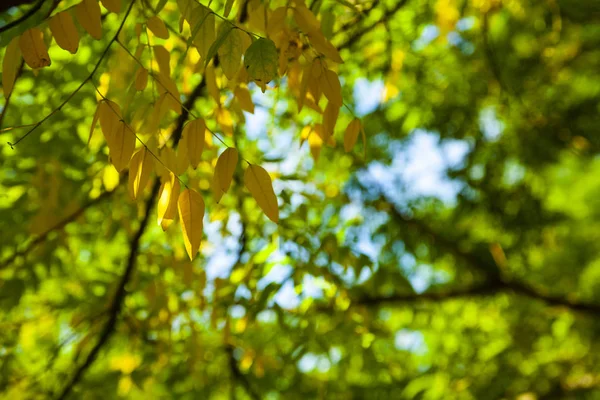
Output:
[213, 148, 238, 203]
[128, 148, 154, 200]
[244, 38, 278, 92]
[244, 164, 279, 223]
[147, 16, 170, 39]
[76, 0, 102, 40]
[19, 28, 50, 69]
[109, 121, 136, 173]
[183, 118, 206, 169]
[343, 118, 361, 152]
[49, 11, 79, 54]
[178, 189, 205, 260]
[218, 27, 246, 79]
[2, 37, 21, 97]
[205, 23, 234, 68]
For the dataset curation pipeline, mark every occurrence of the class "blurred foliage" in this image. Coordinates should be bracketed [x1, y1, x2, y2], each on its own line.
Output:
[1, 0, 600, 399]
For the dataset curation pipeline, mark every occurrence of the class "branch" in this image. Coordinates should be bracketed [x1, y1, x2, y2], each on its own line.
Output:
[226, 344, 260, 400]
[335, 0, 409, 52]
[54, 180, 160, 400]
[371, 196, 600, 315]
[54, 73, 208, 399]
[0, 0, 43, 34]
[0, 187, 118, 270]
[6, 0, 136, 148]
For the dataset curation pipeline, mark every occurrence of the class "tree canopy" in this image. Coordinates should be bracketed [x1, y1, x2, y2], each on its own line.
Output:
[1, 0, 600, 398]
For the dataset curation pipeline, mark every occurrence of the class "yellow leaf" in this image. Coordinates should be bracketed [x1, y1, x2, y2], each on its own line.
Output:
[19, 28, 51, 69]
[343, 118, 361, 152]
[234, 86, 254, 113]
[216, 107, 233, 136]
[100, 0, 121, 13]
[307, 31, 344, 63]
[205, 64, 221, 105]
[3, 37, 21, 98]
[213, 147, 238, 202]
[191, 5, 215, 61]
[308, 124, 324, 162]
[88, 101, 102, 145]
[320, 69, 342, 106]
[244, 164, 279, 223]
[102, 165, 120, 191]
[153, 45, 170, 76]
[98, 100, 122, 148]
[297, 61, 311, 112]
[176, 138, 189, 175]
[128, 148, 154, 200]
[267, 7, 287, 38]
[76, 0, 102, 40]
[134, 67, 148, 91]
[49, 11, 79, 54]
[178, 189, 205, 260]
[322, 102, 339, 142]
[218, 27, 246, 80]
[147, 16, 169, 39]
[247, 0, 266, 33]
[160, 146, 177, 178]
[109, 121, 136, 172]
[293, 2, 320, 32]
[183, 118, 206, 169]
[157, 172, 180, 226]
[224, 0, 235, 18]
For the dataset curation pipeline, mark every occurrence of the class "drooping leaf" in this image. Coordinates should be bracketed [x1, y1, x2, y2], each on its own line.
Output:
[100, 0, 121, 13]
[183, 118, 206, 169]
[343, 118, 361, 152]
[134, 68, 148, 91]
[157, 172, 180, 227]
[321, 69, 342, 106]
[88, 101, 102, 146]
[153, 45, 170, 76]
[76, 0, 102, 40]
[244, 164, 279, 223]
[218, 27, 246, 79]
[178, 189, 205, 260]
[205, 23, 234, 68]
[224, 0, 235, 17]
[109, 121, 137, 173]
[19, 28, 50, 69]
[190, 5, 215, 61]
[234, 86, 254, 113]
[213, 148, 238, 203]
[147, 16, 170, 39]
[128, 148, 154, 200]
[2, 37, 21, 98]
[49, 11, 79, 54]
[244, 38, 278, 92]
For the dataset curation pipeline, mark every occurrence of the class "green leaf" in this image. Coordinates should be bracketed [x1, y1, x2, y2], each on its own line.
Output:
[204, 23, 234, 68]
[244, 38, 278, 92]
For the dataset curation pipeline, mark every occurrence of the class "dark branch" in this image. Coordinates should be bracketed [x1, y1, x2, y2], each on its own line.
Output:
[0, 0, 43, 34]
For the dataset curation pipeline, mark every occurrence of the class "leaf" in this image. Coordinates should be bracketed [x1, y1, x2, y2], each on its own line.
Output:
[2, 37, 21, 98]
[297, 61, 312, 112]
[49, 11, 79, 54]
[128, 148, 154, 200]
[178, 189, 206, 260]
[205, 23, 234, 68]
[98, 100, 122, 148]
[109, 121, 136, 172]
[234, 86, 254, 113]
[157, 172, 180, 227]
[213, 148, 238, 202]
[147, 16, 169, 39]
[218, 27, 245, 79]
[343, 118, 361, 152]
[190, 5, 215, 61]
[307, 31, 344, 63]
[76, 0, 102, 40]
[101, 0, 121, 13]
[224, 0, 235, 17]
[322, 101, 340, 142]
[205, 64, 221, 105]
[135, 68, 148, 91]
[293, 3, 321, 33]
[19, 28, 50, 69]
[88, 101, 102, 146]
[183, 118, 206, 169]
[153, 45, 170, 76]
[244, 38, 278, 92]
[321, 69, 342, 106]
[244, 164, 279, 223]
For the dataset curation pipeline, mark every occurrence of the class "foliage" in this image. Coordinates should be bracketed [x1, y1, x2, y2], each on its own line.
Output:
[1, 0, 600, 398]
